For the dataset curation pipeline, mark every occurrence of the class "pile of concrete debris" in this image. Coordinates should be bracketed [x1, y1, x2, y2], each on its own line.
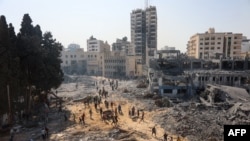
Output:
[154, 84, 250, 141]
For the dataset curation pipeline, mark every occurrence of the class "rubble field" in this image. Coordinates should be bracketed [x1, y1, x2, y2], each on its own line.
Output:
[1, 75, 249, 141]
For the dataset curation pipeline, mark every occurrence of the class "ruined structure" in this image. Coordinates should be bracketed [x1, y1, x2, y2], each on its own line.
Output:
[148, 49, 250, 97]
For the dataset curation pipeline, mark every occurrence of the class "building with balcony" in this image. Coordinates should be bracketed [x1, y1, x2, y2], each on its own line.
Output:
[131, 6, 157, 65]
[86, 36, 111, 75]
[87, 36, 110, 52]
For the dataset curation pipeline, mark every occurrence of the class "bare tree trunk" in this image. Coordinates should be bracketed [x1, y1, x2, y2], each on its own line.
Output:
[7, 84, 12, 124]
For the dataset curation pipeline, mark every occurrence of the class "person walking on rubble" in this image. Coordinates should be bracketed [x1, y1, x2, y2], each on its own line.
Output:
[139, 110, 144, 123]
[89, 108, 93, 119]
[99, 89, 102, 97]
[111, 101, 114, 109]
[163, 132, 168, 141]
[152, 126, 156, 137]
[116, 80, 118, 89]
[94, 102, 98, 111]
[111, 114, 118, 126]
[105, 100, 109, 109]
[118, 104, 122, 114]
[114, 107, 118, 116]
[82, 113, 85, 124]
[100, 107, 103, 117]
[79, 117, 82, 125]
[131, 106, 135, 116]
[72, 113, 76, 122]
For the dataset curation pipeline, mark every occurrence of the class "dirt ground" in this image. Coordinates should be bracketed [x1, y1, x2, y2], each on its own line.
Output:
[0, 76, 187, 141]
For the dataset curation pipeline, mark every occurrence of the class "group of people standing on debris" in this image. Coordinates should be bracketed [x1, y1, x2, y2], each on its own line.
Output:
[75, 78, 123, 127]
[96, 79, 119, 91]
[98, 87, 108, 98]
[56, 77, 183, 141]
[151, 126, 182, 141]
[109, 79, 119, 91]
[76, 98, 124, 126]
[128, 106, 145, 122]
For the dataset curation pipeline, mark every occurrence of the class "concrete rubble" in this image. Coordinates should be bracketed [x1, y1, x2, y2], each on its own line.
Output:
[152, 84, 250, 141]
[1, 74, 249, 141]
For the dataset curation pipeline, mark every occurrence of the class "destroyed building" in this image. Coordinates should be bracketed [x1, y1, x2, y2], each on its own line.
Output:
[148, 49, 250, 97]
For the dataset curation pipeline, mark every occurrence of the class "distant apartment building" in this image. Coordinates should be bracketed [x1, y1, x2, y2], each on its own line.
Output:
[87, 36, 110, 52]
[68, 43, 81, 51]
[112, 37, 133, 55]
[102, 52, 126, 78]
[131, 6, 157, 65]
[241, 36, 250, 58]
[60, 44, 87, 74]
[86, 52, 103, 75]
[86, 36, 111, 75]
[187, 28, 243, 60]
[102, 52, 143, 78]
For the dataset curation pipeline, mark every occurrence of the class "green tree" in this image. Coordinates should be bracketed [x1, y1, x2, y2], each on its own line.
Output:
[0, 15, 10, 116]
[0, 16, 19, 122]
[17, 14, 43, 111]
[8, 23, 25, 114]
[40, 32, 64, 91]
[0, 14, 64, 121]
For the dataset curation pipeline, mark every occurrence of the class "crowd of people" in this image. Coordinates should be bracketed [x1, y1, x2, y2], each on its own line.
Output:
[8, 77, 183, 141]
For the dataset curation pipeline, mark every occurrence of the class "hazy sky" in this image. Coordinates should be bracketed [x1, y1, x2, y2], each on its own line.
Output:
[1, 0, 250, 52]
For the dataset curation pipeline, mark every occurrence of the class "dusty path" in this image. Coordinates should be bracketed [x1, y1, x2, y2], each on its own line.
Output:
[48, 76, 184, 141]
[0, 75, 186, 141]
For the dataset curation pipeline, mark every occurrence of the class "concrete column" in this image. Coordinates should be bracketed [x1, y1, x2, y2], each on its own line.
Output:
[238, 76, 241, 86]
[244, 59, 248, 70]
[190, 60, 193, 70]
[219, 58, 222, 70]
[232, 60, 235, 70]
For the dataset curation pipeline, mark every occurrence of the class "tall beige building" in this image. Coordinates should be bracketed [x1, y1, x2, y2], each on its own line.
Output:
[187, 28, 243, 60]
[86, 36, 110, 75]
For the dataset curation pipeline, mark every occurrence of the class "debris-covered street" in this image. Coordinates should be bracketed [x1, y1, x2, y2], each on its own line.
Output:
[1, 75, 250, 141]
[0, 75, 185, 141]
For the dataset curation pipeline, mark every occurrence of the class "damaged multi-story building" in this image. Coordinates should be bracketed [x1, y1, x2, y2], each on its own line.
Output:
[147, 28, 250, 98]
[148, 48, 250, 98]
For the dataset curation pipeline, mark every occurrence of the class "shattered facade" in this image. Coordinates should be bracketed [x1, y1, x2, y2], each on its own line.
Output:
[131, 6, 157, 65]
[148, 49, 250, 97]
